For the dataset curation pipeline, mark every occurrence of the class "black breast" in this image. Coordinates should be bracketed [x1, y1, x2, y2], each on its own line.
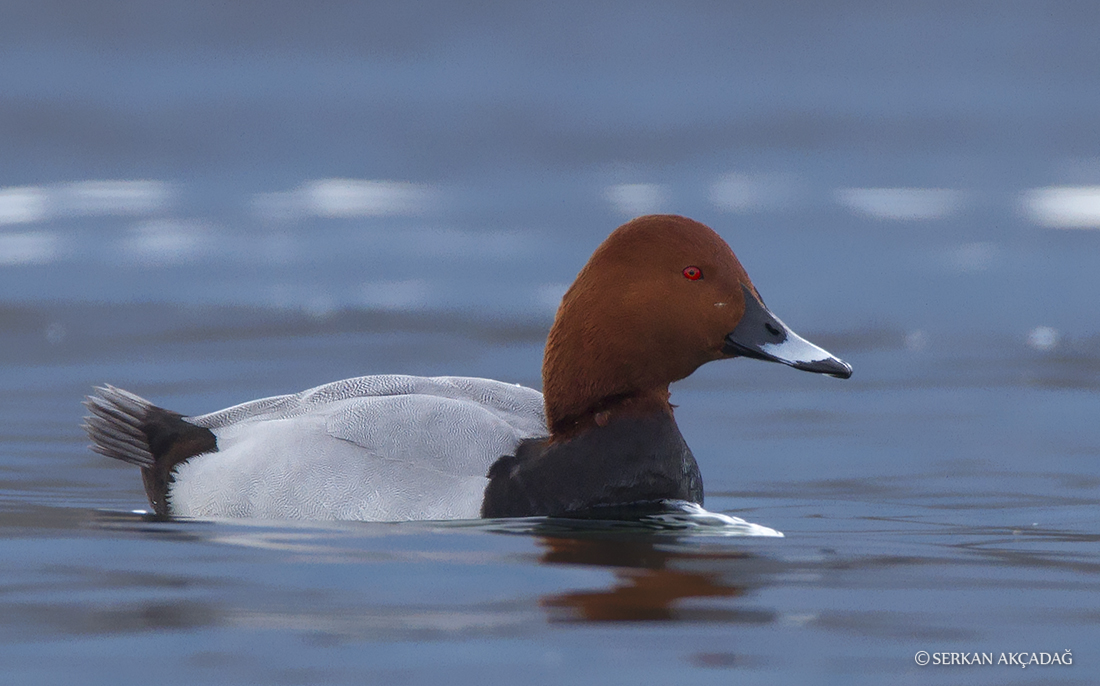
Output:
[480, 413, 703, 518]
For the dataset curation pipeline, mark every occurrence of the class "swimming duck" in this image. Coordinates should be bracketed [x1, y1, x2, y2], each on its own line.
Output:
[84, 215, 851, 521]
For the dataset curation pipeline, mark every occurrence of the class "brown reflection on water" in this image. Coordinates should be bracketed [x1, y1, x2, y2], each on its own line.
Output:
[537, 536, 771, 624]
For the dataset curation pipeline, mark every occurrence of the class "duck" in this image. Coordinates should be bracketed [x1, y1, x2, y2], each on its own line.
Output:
[84, 214, 851, 521]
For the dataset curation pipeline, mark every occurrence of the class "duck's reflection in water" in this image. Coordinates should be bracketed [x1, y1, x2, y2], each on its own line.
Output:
[536, 535, 776, 624]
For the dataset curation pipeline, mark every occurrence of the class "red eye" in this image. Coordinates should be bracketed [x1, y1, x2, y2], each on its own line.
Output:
[682, 266, 703, 281]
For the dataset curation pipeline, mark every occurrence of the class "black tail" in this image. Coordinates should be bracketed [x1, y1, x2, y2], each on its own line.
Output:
[83, 385, 217, 516]
[83, 385, 157, 468]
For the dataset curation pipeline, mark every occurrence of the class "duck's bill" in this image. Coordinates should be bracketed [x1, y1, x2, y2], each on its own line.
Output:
[723, 284, 853, 379]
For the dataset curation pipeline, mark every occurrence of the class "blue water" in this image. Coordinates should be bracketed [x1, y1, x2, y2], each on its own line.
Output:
[3, 3, 1099, 684]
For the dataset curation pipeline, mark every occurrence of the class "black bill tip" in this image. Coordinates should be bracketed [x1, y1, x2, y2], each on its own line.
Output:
[792, 356, 853, 379]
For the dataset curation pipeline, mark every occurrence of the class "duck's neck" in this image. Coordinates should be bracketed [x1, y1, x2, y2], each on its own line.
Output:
[547, 387, 674, 442]
[540, 270, 720, 438]
[542, 299, 684, 438]
[507, 290, 705, 518]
